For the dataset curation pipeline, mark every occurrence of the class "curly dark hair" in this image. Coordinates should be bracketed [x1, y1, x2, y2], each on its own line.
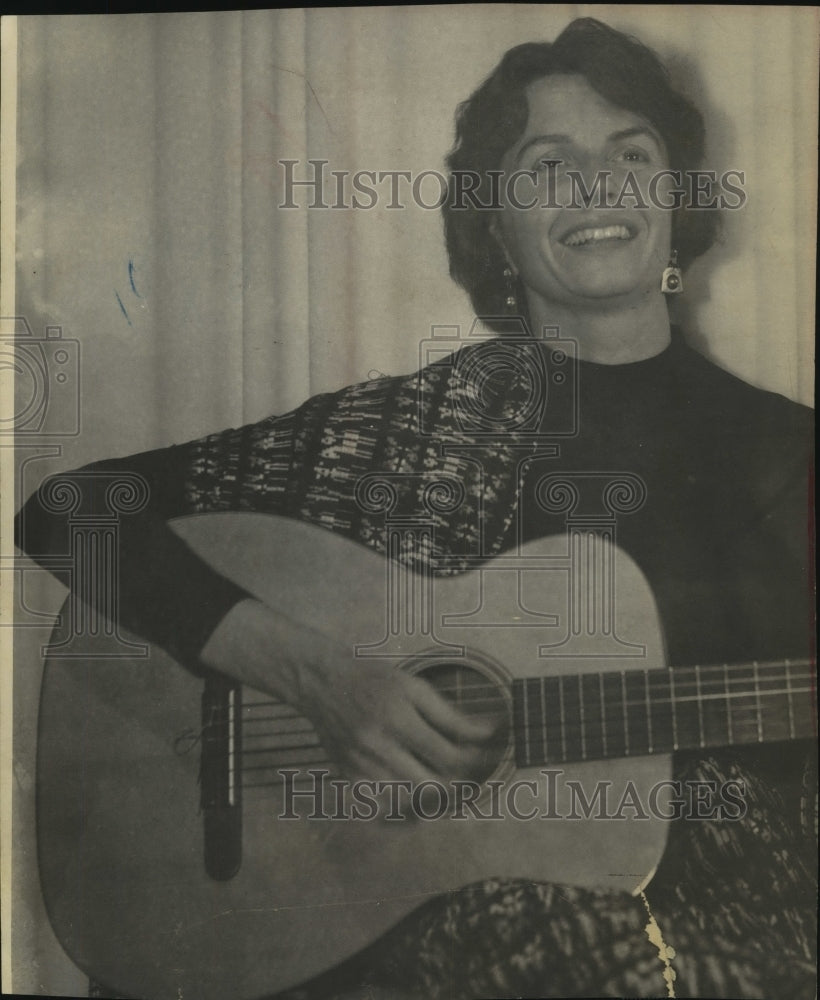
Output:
[442, 18, 721, 327]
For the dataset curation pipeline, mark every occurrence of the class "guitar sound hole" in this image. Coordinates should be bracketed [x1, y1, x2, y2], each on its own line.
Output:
[414, 662, 510, 783]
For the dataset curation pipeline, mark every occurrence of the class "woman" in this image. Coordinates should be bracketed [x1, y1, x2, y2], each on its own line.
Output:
[16, 17, 815, 1000]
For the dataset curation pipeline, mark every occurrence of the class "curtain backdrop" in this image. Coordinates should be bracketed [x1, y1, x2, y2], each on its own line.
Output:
[10, 6, 817, 994]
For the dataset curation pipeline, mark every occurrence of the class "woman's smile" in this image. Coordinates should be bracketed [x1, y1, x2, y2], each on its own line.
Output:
[559, 223, 636, 248]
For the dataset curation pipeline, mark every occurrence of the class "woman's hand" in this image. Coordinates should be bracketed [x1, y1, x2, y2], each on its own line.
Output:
[200, 597, 496, 787]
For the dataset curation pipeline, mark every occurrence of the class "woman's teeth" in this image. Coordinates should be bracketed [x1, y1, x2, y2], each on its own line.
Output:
[562, 224, 633, 247]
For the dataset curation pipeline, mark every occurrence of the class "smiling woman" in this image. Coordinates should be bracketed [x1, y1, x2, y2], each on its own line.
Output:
[496, 76, 674, 344]
[443, 19, 720, 346]
[10, 10, 817, 1000]
[443, 24, 723, 375]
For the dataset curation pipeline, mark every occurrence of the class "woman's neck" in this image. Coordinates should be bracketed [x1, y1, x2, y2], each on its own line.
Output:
[525, 291, 672, 365]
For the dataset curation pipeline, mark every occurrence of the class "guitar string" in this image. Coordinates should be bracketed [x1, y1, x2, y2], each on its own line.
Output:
[202, 678, 815, 741]
[229, 720, 812, 770]
[219, 703, 814, 768]
[236, 721, 814, 789]
[230, 683, 816, 750]
[236, 660, 813, 698]
[233, 695, 816, 789]
[197, 663, 814, 767]
[208, 672, 815, 731]
[203, 684, 814, 773]
[235, 713, 808, 791]
[224, 660, 815, 721]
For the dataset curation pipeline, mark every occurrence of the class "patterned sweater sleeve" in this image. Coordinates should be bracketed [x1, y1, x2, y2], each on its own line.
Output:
[14, 411, 300, 674]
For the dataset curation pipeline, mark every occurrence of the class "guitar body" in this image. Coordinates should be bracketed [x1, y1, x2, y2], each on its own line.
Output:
[37, 513, 669, 1000]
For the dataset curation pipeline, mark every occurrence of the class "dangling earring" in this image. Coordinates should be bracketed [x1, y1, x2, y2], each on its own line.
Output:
[661, 250, 683, 294]
[503, 265, 518, 314]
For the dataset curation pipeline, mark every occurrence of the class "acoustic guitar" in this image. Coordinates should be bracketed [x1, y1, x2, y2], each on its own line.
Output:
[36, 513, 815, 1000]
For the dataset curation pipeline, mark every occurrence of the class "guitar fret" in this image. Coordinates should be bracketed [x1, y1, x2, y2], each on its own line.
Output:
[755, 665, 794, 743]
[514, 661, 812, 770]
[526, 678, 544, 765]
[511, 681, 530, 768]
[704, 665, 731, 748]
[787, 665, 815, 738]
[726, 664, 756, 746]
[603, 673, 625, 759]
[544, 676, 563, 764]
[670, 669, 678, 750]
[753, 660, 763, 742]
[621, 672, 629, 756]
[540, 677, 549, 765]
[522, 681, 532, 766]
[625, 672, 649, 756]
[578, 674, 586, 760]
[675, 668, 702, 750]
[785, 660, 796, 739]
[558, 675, 567, 763]
[553, 676, 584, 764]
[581, 673, 604, 760]
[647, 672, 674, 754]
[695, 664, 705, 749]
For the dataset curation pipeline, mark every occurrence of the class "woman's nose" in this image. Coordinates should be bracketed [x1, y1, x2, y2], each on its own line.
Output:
[568, 160, 613, 209]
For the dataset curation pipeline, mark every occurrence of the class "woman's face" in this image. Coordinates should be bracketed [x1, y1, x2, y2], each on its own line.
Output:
[496, 74, 673, 310]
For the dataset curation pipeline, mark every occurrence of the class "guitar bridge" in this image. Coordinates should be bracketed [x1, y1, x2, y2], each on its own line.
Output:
[200, 673, 243, 880]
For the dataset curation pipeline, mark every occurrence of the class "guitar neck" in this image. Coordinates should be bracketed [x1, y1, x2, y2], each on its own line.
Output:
[512, 658, 816, 767]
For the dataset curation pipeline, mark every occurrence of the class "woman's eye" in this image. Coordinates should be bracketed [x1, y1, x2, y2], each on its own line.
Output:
[614, 147, 650, 164]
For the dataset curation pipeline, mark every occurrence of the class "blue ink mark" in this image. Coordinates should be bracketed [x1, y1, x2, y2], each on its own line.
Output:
[128, 257, 141, 298]
[115, 291, 133, 327]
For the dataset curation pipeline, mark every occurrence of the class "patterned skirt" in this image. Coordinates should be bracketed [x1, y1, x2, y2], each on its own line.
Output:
[91, 755, 817, 1000]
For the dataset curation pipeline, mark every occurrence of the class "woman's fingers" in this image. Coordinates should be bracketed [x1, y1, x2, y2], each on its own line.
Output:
[396, 712, 488, 780]
[345, 738, 438, 788]
[409, 676, 499, 744]
[303, 661, 504, 789]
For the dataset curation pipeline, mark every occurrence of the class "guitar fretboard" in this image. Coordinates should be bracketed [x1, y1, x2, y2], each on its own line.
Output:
[512, 659, 816, 766]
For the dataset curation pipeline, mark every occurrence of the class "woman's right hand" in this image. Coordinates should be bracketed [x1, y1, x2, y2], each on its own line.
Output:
[199, 597, 496, 788]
